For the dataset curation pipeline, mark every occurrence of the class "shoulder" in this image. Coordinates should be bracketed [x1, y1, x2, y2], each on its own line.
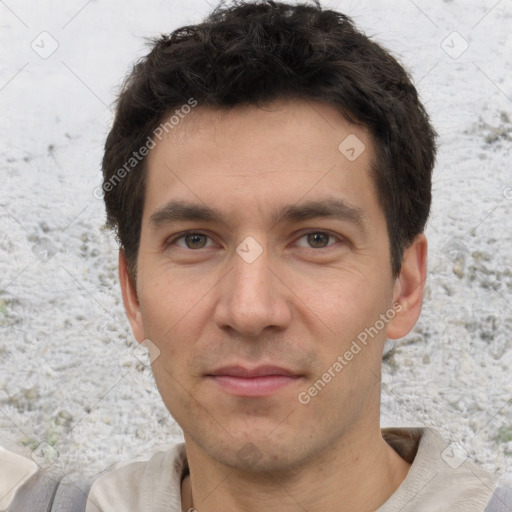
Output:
[0, 443, 187, 512]
[0, 446, 38, 511]
[380, 427, 505, 511]
[86, 442, 187, 512]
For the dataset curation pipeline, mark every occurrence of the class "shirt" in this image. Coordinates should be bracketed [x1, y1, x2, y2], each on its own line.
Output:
[1, 427, 508, 511]
[85, 427, 503, 511]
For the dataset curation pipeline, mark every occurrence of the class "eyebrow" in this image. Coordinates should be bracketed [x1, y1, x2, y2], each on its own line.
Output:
[149, 198, 367, 232]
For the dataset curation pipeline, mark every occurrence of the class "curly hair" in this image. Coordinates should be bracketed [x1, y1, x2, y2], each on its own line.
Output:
[102, 0, 436, 281]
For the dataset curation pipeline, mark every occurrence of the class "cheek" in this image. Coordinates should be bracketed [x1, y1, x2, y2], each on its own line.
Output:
[137, 272, 216, 377]
[139, 268, 199, 327]
[295, 269, 384, 331]
[295, 274, 392, 383]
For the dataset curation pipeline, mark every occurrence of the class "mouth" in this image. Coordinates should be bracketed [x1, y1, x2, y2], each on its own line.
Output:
[206, 365, 303, 397]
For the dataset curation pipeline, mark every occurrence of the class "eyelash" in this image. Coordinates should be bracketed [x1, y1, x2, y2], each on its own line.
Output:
[165, 230, 343, 250]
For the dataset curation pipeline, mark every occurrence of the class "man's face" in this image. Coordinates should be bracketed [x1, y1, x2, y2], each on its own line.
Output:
[123, 99, 406, 472]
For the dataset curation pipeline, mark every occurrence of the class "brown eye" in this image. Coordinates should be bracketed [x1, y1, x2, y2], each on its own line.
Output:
[306, 232, 331, 248]
[166, 231, 216, 251]
[184, 233, 208, 249]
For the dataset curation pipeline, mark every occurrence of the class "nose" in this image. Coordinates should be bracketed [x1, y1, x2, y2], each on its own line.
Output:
[213, 246, 293, 337]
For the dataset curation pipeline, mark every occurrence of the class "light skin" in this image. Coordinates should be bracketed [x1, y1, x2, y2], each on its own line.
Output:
[119, 99, 427, 511]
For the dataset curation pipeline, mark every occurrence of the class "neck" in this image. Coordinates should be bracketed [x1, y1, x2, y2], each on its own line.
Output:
[181, 425, 411, 512]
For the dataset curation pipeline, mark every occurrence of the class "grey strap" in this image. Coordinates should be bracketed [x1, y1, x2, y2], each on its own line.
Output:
[50, 478, 92, 512]
[6, 472, 62, 512]
[485, 486, 512, 512]
[6, 471, 92, 512]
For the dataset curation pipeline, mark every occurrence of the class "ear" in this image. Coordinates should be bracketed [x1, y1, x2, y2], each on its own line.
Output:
[119, 249, 146, 343]
[386, 233, 428, 340]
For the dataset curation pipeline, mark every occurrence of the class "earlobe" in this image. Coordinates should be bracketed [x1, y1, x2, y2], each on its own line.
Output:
[386, 234, 428, 340]
[119, 249, 146, 342]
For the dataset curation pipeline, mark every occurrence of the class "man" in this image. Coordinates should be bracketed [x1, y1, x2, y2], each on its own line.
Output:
[1, 1, 511, 511]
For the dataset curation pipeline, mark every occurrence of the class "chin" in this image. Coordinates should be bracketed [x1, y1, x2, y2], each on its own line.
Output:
[199, 432, 316, 475]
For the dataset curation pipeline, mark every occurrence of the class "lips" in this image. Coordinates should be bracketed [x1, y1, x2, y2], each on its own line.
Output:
[208, 365, 299, 378]
[207, 365, 302, 397]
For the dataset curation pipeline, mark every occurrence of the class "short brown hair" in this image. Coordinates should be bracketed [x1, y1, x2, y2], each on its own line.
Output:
[102, 0, 436, 281]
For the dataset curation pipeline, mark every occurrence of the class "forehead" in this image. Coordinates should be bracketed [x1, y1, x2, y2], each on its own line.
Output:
[143, 99, 379, 225]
